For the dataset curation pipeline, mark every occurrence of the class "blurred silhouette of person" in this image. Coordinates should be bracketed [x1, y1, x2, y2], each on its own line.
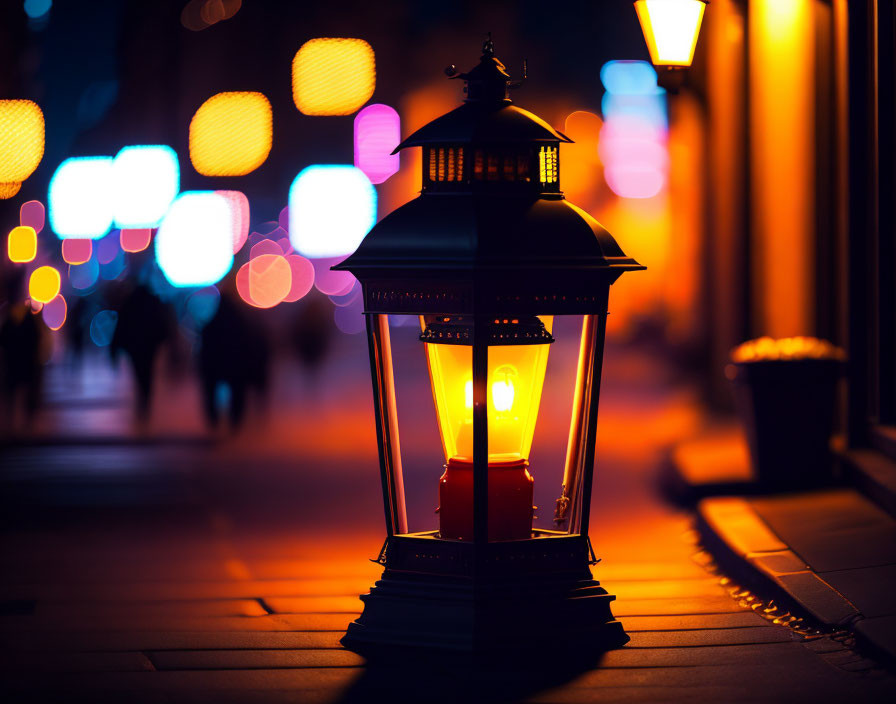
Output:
[110, 282, 172, 424]
[0, 300, 45, 431]
[199, 281, 270, 432]
[291, 294, 334, 384]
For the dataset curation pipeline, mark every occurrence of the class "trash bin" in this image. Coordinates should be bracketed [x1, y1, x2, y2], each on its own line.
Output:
[727, 337, 845, 488]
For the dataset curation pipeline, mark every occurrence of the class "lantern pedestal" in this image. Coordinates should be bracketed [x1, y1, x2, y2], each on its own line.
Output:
[341, 532, 628, 658]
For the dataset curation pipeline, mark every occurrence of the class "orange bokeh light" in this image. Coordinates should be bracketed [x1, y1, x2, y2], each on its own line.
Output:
[0, 99, 45, 183]
[292, 38, 375, 116]
[236, 254, 292, 309]
[189, 92, 272, 176]
[0, 182, 22, 199]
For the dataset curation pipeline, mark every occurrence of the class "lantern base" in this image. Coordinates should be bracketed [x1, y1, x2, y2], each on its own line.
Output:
[342, 571, 627, 658]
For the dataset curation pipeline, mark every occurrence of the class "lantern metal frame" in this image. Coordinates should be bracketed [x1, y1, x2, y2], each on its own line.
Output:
[336, 38, 644, 657]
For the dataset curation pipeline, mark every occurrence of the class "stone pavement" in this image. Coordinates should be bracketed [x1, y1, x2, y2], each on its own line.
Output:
[2, 347, 895, 702]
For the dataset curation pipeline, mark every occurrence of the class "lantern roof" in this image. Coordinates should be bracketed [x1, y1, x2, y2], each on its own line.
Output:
[394, 34, 571, 151]
[335, 37, 643, 314]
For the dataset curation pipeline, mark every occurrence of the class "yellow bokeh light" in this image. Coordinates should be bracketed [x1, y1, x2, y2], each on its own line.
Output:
[8, 225, 37, 263]
[189, 92, 272, 176]
[292, 38, 376, 116]
[29, 265, 61, 304]
[0, 182, 23, 199]
[0, 100, 45, 183]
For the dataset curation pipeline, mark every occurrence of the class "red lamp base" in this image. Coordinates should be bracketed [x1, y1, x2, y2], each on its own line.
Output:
[439, 458, 534, 542]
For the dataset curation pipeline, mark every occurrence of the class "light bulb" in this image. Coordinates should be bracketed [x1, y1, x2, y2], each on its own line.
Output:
[492, 378, 515, 412]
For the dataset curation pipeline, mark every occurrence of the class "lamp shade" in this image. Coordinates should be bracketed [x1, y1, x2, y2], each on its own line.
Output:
[635, 0, 706, 67]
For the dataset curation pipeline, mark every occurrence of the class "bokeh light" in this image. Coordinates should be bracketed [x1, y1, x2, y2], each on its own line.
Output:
[29, 265, 61, 303]
[237, 253, 292, 309]
[292, 38, 375, 116]
[20, 200, 45, 233]
[216, 190, 250, 253]
[189, 92, 272, 176]
[7, 225, 37, 263]
[120, 228, 152, 253]
[155, 191, 234, 288]
[41, 294, 66, 331]
[328, 279, 361, 307]
[289, 165, 376, 258]
[311, 256, 355, 296]
[24, 0, 52, 20]
[89, 309, 118, 347]
[249, 238, 282, 259]
[333, 293, 365, 334]
[282, 254, 315, 302]
[181, 0, 241, 31]
[184, 286, 221, 328]
[69, 258, 100, 290]
[62, 238, 92, 265]
[97, 232, 120, 265]
[600, 60, 668, 199]
[0, 99, 45, 183]
[354, 104, 400, 184]
[49, 156, 114, 238]
[112, 145, 179, 228]
[0, 183, 22, 199]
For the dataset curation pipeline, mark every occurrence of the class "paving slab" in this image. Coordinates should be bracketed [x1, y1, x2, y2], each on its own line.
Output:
[148, 648, 364, 670]
[855, 615, 896, 663]
[750, 489, 896, 572]
[820, 564, 896, 618]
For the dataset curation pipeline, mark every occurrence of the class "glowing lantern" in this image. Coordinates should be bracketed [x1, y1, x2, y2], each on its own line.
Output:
[8, 226, 37, 263]
[29, 265, 61, 303]
[62, 238, 92, 265]
[189, 92, 272, 176]
[49, 157, 114, 239]
[336, 39, 643, 657]
[155, 191, 234, 287]
[635, 0, 706, 73]
[292, 38, 375, 116]
[354, 104, 400, 184]
[112, 145, 179, 228]
[288, 165, 376, 259]
[0, 100, 45, 184]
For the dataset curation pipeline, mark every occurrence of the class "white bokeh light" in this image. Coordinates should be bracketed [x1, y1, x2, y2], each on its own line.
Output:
[155, 191, 234, 287]
[112, 145, 180, 228]
[49, 157, 114, 239]
[289, 165, 376, 259]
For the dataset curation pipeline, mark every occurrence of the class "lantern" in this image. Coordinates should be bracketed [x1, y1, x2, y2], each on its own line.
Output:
[635, 0, 707, 90]
[337, 37, 643, 655]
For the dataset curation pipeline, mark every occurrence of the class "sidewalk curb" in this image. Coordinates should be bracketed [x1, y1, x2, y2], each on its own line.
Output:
[695, 497, 862, 629]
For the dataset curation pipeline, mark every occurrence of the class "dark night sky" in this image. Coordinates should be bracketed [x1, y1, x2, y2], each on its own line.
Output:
[2, 0, 648, 224]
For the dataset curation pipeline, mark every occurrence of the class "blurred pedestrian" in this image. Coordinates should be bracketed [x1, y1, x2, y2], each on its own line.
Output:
[198, 283, 270, 432]
[291, 294, 334, 383]
[110, 283, 172, 423]
[0, 300, 45, 431]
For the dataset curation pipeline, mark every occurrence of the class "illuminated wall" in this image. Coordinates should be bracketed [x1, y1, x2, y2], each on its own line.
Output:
[749, 0, 815, 338]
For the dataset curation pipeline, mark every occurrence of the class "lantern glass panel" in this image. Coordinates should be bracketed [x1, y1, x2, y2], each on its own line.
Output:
[422, 316, 553, 464]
